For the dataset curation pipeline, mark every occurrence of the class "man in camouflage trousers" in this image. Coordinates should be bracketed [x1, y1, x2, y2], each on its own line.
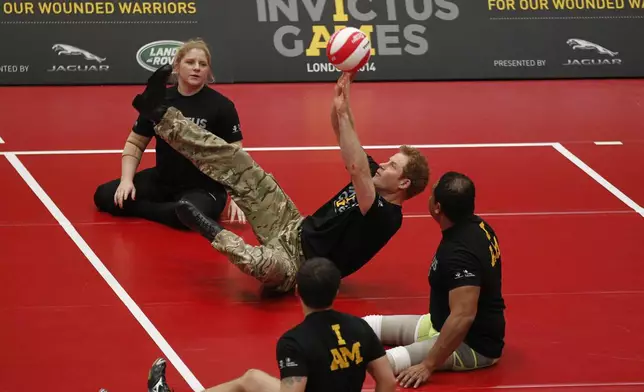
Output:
[152, 105, 304, 292]
[131, 64, 430, 293]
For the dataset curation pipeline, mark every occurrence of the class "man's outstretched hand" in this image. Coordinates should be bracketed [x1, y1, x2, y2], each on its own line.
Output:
[333, 72, 354, 115]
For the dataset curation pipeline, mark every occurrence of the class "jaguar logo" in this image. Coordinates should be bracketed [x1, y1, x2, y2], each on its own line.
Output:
[563, 38, 621, 67]
[52, 44, 107, 63]
[566, 39, 618, 57]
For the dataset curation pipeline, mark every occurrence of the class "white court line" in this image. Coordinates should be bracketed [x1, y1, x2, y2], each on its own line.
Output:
[0, 209, 635, 229]
[594, 141, 623, 145]
[3, 153, 204, 392]
[553, 143, 644, 218]
[232, 289, 644, 305]
[483, 381, 644, 389]
[367, 383, 644, 392]
[0, 141, 555, 156]
[0, 135, 4, 144]
[364, 381, 644, 391]
[404, 210, 635, 219]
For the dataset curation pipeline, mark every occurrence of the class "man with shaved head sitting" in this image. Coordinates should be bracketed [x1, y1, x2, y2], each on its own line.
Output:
[363, 172, 506, 388]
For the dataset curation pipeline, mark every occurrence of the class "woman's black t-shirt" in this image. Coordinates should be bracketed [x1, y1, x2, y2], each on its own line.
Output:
[132, 85, 243, 196]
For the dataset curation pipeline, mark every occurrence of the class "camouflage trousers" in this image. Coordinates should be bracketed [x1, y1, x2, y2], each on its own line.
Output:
[154, 107, 305, 292]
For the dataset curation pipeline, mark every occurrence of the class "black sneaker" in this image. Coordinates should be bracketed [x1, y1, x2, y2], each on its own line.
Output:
[132, 64, 172, 123]
[147, 358, 172, 392]
[175, 199, 223, 242]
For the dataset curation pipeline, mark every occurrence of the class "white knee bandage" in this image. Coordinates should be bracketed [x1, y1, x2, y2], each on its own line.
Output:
[386, 346, 412, 374]
[362, 315, 383, 339]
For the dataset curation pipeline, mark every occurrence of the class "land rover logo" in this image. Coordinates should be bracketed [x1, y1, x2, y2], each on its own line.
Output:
[136, 40, 183, 72]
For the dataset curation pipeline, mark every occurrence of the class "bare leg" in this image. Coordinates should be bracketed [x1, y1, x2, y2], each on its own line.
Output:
[147, 358, 280, 392]
[204, 369, 280, 392]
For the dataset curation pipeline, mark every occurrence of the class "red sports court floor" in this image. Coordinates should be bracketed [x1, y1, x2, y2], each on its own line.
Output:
[1, 79, 644, 392]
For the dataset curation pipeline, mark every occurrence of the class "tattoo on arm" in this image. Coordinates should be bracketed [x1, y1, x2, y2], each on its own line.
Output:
[282, 376, 304, 386]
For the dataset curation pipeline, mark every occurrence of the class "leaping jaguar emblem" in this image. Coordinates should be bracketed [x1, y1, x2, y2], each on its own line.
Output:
[52, 44, 107, 63]
[566, 39, 618, 57]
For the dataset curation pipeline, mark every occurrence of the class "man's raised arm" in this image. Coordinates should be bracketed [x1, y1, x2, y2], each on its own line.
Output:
[333, 73, 375, 215]
[330, 74, 356, 141]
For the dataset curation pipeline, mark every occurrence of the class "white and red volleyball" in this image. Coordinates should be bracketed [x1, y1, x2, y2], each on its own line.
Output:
[326, 27, 371, 73]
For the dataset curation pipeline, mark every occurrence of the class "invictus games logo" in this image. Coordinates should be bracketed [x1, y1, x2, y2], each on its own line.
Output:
[47, 44, 109, 72]
[136, 40, 184, 72]
[563, 38, 621, 67]
[254, 0, 459, 74]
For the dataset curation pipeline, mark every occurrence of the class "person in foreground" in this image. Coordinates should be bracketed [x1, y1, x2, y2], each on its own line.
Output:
[93, 38, 247, 229]
[362, 172, 506, 388]
[130, 65, 430, 293]
[146, 257, 397, 392]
